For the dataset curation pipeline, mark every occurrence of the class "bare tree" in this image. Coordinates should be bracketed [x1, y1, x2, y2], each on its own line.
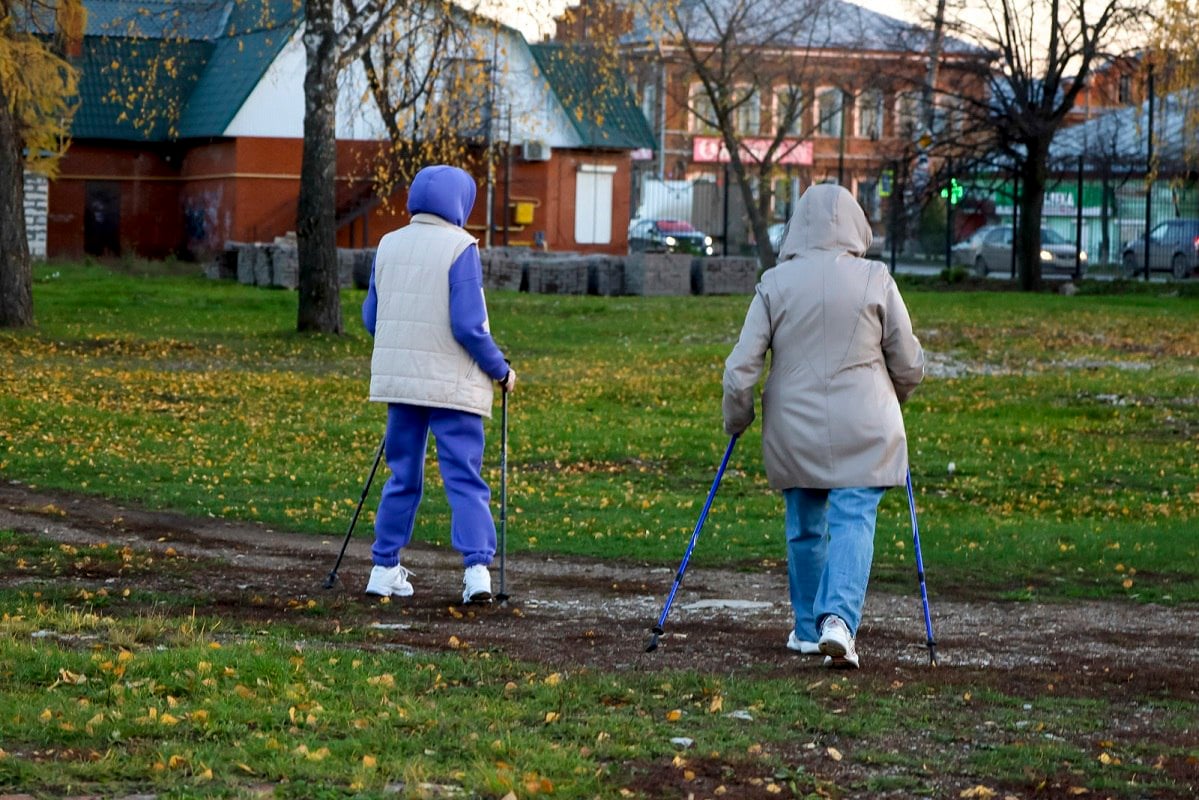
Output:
[629, 0, 940, 268]
[358, 4, 492, 199]
[930, 0, 1145, 290]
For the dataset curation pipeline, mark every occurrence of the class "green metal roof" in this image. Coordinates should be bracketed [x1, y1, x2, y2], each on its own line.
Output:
[71, 0, 301, 141]
[528, 43, 656, 151]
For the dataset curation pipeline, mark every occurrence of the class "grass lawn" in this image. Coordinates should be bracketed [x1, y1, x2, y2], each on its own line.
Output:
[0, 261, 1196, 798]
[2, 262, 1195, 603]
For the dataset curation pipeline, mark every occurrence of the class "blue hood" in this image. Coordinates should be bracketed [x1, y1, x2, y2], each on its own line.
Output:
[407, 165, 477, 227]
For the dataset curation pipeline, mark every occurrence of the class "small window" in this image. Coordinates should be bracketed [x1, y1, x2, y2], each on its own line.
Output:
[816, 87, 843, 137]
[773, 85, 805, 137]
[1118, 74, 1132, 104]
[732, 85, 760, 135]
[857, 180, 880, 220]
[640, 80, 657, 128]
[895, 91, 921, 139]
[689, 84, 718, 133]
[856, 90, 883, 139]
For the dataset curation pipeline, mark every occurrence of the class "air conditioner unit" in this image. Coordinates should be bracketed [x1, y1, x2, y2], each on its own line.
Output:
[522, 140, 551, 162]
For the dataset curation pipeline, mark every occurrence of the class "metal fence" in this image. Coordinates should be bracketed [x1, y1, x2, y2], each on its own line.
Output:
[628, 156, 1197, 280]
[889, 159, 1198, 277]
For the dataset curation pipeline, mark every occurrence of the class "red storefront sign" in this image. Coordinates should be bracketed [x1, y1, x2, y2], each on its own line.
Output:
[692, 136, 813, 166]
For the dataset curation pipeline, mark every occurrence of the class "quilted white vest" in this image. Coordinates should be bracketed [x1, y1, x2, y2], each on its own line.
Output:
[369, 213, 495, 417]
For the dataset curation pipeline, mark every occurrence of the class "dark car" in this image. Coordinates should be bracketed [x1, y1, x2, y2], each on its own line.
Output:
[1120, 218, 1199, 280]
[628, 219, 714, 256]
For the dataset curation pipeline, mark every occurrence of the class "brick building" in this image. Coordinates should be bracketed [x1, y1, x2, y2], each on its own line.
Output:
[555, 0, 986, 250]
[47, 0, 653, 261]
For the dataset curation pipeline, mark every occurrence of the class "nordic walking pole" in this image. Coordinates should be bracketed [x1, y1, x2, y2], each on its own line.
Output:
[645, 435, 738, 653]
[905, 467, 938, 666]
[495, 387, 510, 604]
[323, 434, 386, 589]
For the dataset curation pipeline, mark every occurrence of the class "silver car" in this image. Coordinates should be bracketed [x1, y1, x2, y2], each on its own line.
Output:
[972, 226, 1087, 277]
[951, 225, 1003, 268]
[1120, 218, 1199, 280]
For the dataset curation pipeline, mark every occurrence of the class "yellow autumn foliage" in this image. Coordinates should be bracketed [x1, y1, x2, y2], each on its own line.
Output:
[0, 1, 85, 176]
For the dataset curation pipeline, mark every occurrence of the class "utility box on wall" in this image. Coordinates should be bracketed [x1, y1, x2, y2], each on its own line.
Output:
[511, 201, 535, 225]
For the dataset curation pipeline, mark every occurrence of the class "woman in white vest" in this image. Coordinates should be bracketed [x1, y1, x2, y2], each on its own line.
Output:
[723, 183, 924, 668]
[361, 165, 516, 604]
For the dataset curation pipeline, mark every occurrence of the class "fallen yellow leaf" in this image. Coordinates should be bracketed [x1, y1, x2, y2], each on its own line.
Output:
[827, 746, 843, 761]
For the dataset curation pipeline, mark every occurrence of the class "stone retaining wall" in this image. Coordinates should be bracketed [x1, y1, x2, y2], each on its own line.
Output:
[209, 244, 760, 296]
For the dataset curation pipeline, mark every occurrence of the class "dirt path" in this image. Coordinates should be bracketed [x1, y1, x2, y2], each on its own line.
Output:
[3, 481, 1198, 702]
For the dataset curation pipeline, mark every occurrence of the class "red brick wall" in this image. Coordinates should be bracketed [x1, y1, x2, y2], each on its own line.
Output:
[49, 144, 184, 259]
[48, 138, 637, 259]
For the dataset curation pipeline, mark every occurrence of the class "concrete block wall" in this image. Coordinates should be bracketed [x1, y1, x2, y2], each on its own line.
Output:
[23, 172, 48, 261]
[211, 245, 758, 298]
[692, 257, 759, 295]
[624, 253, 693, 296]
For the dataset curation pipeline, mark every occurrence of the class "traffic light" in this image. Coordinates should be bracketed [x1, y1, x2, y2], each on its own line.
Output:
[940, 177, 964, 205]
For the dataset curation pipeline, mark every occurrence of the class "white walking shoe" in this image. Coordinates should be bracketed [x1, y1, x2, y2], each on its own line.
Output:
[462, 564, 492, 604]
[365, 564, 414, 598]
[786, 630, 822, 655]
[818, 615, 860, 669]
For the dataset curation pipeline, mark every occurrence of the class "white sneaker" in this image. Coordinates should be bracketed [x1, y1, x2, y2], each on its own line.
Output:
[462, 564, 492, 604]
[819, 615, 860, 669]
[365, 564, 414, 598]
[786, 630, 822, 655]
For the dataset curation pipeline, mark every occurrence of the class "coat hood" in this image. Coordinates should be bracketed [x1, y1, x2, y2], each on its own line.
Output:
[407, 165, 477, 227]
[778, 183, 873, 260]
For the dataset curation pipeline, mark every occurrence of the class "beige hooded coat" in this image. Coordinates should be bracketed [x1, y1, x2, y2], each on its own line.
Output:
[722, 184, 925, 489]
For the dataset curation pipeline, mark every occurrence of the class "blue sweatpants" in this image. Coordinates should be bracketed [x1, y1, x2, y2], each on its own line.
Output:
[371, 403, 496, 568]
[784, 486, 886, 641]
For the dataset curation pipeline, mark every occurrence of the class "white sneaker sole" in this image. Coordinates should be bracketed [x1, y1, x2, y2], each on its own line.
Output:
[364, 583, 413, 598]
[819, 639, 849, 658]
[786, 632, 822, 655]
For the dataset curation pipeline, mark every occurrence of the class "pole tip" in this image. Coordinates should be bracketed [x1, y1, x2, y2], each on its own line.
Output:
[644, 633, 659, 653]
[322, 572, 338, 590]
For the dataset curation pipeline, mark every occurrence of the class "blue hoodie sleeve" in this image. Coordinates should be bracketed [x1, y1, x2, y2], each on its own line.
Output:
[361, 255, 378, 336]
[448, 245, 508, 381]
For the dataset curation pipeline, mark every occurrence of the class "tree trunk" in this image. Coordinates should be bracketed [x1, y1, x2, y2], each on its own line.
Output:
[1017, 142, 1049, 292]
[296, 0, 343, 335]
[0, 85, 34, 329]
[726, 151, 776, 269]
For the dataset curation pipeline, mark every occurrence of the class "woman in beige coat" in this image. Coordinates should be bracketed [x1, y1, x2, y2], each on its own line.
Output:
[723, 183, 925, 669]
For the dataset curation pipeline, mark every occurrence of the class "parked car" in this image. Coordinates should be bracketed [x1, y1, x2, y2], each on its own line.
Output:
[628, 219, 715, 256]
[1120, 218, 1199, 280]
[768, 221, 886, 259]
[972, 226, 1087, 277]
[951, 225, 1003, 267]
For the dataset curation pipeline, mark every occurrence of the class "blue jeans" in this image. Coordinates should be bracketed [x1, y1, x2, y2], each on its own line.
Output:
[371, 403, 496, 569]
[784, 486, 886, 641]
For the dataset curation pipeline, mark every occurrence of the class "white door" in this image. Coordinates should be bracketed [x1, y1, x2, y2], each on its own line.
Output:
[575, 165, 616, 245]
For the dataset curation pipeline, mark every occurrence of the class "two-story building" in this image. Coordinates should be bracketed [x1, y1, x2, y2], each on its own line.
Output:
[555, 0, 986, 252]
